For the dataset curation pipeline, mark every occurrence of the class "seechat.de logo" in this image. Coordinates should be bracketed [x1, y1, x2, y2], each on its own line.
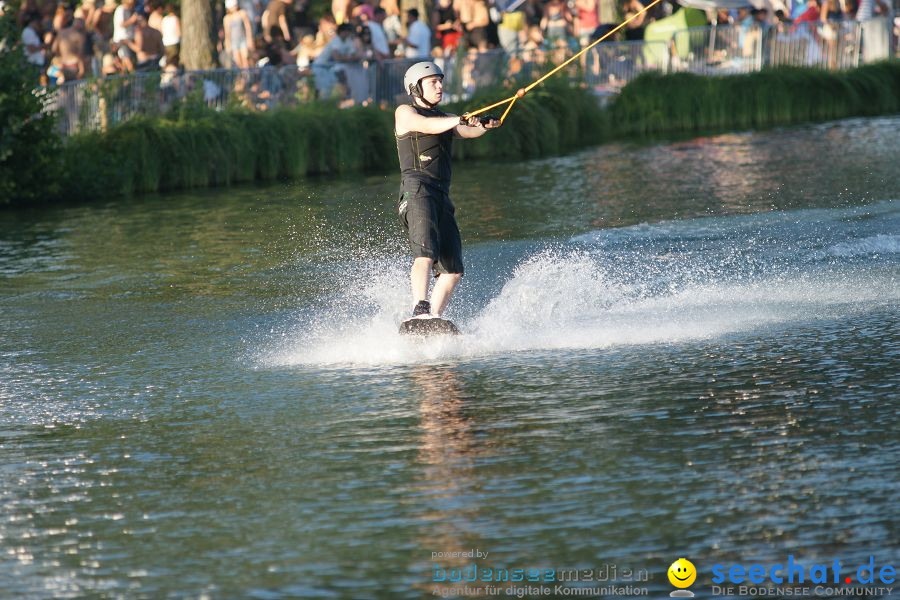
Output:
[711, 555, 896, 586]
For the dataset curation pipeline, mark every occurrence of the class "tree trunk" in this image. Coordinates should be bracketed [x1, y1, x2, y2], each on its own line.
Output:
[181, 0, 215, 70]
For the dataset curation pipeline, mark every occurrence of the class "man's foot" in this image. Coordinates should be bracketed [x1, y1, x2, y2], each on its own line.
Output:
[412, 300, 434, 319]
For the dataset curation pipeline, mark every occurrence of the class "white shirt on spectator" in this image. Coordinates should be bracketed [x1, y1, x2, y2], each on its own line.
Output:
[162, 14, 180, 46]
[113, 5, 134, 42]
[315, 33, 357, 68]
[368, 21, 390, 56]
[22, 25, 45, 65]
[405, 19, 431, 58]
[383, 14, 402, 42]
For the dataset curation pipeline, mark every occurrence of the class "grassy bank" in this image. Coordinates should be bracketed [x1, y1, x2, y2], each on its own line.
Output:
[32, 61, 900, 203]
[61, 102, 396, 201]
[57, 78, 605, 202]
[607, 61, 900, 136]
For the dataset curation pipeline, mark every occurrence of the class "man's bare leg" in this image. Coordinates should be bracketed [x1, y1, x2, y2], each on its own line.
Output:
[411, 257, 433, 304]
[429, 273, 462, 316]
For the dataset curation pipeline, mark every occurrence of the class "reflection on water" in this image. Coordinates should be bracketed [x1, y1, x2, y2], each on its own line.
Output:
[0, 116, 898, 598]
[412, 366, 492, 597]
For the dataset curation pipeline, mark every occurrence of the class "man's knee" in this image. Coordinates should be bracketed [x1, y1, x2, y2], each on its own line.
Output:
[439, 272, 463, 283]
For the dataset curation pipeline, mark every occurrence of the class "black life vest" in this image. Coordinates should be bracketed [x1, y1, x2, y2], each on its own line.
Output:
[396, 104, 454, 190]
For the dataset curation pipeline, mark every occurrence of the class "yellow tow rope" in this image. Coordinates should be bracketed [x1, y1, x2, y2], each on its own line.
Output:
[463, 0, 663, 124]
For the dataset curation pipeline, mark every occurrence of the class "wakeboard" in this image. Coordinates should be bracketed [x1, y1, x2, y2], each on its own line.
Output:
[398, 316, 461, 336]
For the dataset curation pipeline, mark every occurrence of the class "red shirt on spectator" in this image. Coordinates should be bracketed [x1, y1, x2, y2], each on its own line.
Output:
[792, 1, 819, 29]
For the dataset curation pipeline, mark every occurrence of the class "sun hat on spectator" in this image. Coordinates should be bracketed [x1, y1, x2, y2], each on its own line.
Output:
[225, 0, 238, 8]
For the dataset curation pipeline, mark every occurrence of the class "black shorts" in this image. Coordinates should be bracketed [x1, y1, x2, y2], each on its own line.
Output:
[398, 179, 464, 276]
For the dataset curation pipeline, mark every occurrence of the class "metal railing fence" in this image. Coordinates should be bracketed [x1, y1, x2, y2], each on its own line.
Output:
[47, 16, 893, 136]
[584, 41, 670, 90]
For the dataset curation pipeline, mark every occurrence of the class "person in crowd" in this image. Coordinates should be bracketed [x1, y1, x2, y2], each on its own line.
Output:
[21, 13, 46, 78]
[541, 0, 571, 42]
[131, 12, 164, 69]
[497, 0, 527, 55]
[53, 8, 87, 81]
[622, 0, 646, 40]
[574, 0, 598, 45]
[240, 0, 262, 33]
[315, 12, 337, 48]
[455, 0, 490, 50]
[368, 6, 392, 59]
[113, 0, 139, 71]
[262, 0, 291, 43]
[225, 0, 255, 68]
[433, 0, 462, 56]
[313, 22, 364, 100]
[161, 3, 180, 66]
[855, 0, 889, 19]
[379, 0, 402, 45]
[51, 3, 68, 35]
[401, 8, 432, 58]
[70, 4, 99, 73]
[520, 23, 544, 62]
[80, 0, 98, 35]
[793, 0, 820, 28]
[92, 0, 117, 49]
[541, 0, 571, 43]
[147, 1, 163, 31]
[365, 8, 391, 104]
[741, 7, 768, 58]
[294, 32, 318, 68]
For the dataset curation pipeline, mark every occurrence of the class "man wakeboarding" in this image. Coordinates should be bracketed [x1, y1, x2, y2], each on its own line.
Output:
[395, 61, 500, 334]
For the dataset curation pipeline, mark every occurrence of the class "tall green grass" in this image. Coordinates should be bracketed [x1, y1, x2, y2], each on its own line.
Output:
[607, 61, 900, 137]
[61, 102, 399, 201]
[445, 77, 609, 161]
[60, 82, 605, 201]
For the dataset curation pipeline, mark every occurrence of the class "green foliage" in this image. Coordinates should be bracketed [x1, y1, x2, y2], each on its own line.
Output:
[445, 77, 608, 161]
[0, 0, 62, 204]
[607, 61, 900, 137]
[28, 60, 900, 203]
[60, 101, 399, 201]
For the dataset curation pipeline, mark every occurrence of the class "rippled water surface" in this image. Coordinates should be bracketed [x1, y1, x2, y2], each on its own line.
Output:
[1, 117, 898, 599]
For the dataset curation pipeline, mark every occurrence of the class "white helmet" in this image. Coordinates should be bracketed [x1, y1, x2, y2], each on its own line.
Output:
[403, 62, 444, 98]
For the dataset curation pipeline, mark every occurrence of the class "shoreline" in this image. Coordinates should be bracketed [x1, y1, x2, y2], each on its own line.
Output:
[6, 61, 899, 206]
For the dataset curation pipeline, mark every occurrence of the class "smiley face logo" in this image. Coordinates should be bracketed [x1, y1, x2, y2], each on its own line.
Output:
[668, 558, 697, 588]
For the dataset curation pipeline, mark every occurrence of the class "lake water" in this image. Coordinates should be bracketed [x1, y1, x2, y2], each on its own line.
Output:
[1, 116, 898, 599]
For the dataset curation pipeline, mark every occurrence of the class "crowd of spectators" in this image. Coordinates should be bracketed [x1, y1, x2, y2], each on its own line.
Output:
[12, 0, 896, 98]
[16, 0, 181, 85]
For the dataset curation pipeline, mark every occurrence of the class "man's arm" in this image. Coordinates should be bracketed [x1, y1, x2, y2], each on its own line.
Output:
[395, 104, 459, 135]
